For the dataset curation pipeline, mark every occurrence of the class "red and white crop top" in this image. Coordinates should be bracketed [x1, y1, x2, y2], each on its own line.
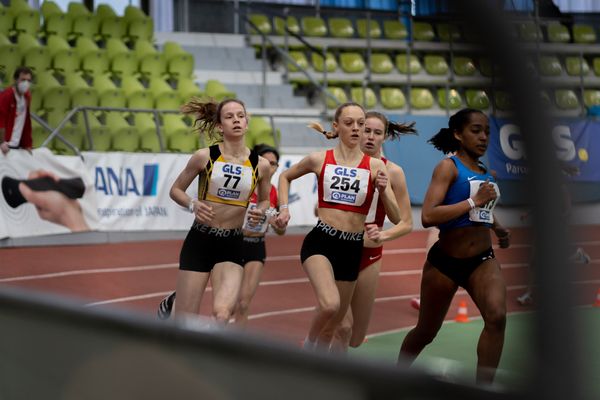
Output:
[317, 149, 375, 215]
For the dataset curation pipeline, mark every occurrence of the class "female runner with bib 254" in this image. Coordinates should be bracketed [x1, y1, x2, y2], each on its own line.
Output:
[275, 102, 400, 350]
[170, 98, 272, 324]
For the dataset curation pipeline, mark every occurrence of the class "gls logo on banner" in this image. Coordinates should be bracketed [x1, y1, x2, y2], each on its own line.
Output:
[499, 124, 584, 162]
[95, 164, 159, 196]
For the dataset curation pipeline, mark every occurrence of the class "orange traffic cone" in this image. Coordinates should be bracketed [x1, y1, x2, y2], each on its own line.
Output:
[594, 288, 600, 308]
[455, 301, 470, 323]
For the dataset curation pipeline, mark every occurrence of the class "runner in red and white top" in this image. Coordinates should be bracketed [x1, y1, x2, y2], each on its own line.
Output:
[331, 111, 417, 351]
[275, 102, 400, 351]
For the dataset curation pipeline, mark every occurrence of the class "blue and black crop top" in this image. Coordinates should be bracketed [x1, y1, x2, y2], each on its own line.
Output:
[438, 155, 500, 232]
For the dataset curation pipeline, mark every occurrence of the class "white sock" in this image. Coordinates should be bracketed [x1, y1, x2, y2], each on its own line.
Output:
[303, 337, 316, 350]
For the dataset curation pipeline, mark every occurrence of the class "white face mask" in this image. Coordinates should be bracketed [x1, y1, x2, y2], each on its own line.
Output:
[17, 80, 31, 94]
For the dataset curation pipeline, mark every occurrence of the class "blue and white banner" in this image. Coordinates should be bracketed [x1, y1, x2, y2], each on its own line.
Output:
[489, 118, 600, 181]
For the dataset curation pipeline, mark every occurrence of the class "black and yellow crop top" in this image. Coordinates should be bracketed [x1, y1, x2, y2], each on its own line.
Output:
[197, 144, 260, 207]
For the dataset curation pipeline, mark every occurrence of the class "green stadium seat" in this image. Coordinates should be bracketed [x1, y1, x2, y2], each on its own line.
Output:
[584, 90, 600, 107]
[168, 131, 198, 153]
[413, 22, 435, 41]
[479, 58, 496, 77]
[324, 86, 347, 109]
[452, 56, 477, 76]
[383, 20, 407, 40]
[43, 14, 71, 39]
[301, 16, 327, 37]
[547, 23, 570, 43]
[594, 58, 600, 76]
[350, 87, 376, 108]
[0, 33, 9, 47]
[70, 14, 98, 41]
[311, 52, 337, 73]
[437, 24, 461, 42]
[99, 90, 126, 108]
[17, 33, 41, 54]
[149, 77, 175, 98]
[24, 47, 52, 75]
[53, 127, 85, 154]
[53, 49, 80, 77]
[437, 88, 462, 110]
[133, 113, 156, 130]
[29, 86, 42, 113]
[168, 53, 194, 79]
[155, 92, 180, 110]
[340, 52, 365, 74]
[518, 22, 543, 42]
[139, 53, 167, 79]
[35, 70, 61, 91]
[139, 130, 161, 152]
[106, 38, 130, 60]
[99, 16, 126, 41]
[0, 45, 21, 81]
[356, 19, 381, 39]
[555, 89, 580, 110]
[71, 87, 98, 108]
[248, 14, 271, 35]
[565, 57, 590, 76]
[13, 10, 40, 36]
[8, 0, 31, 14]
[75, 37, 100, 58]
[68, 2, 91, 16]
[121, 75, 145, 96]
[248, 116, 271, 139]
[410, 88, 434, 109]
[573, 24, 596, 44]
[176, 77, 203, 101]
[127, 91, 154, 109]
[89, 127, 112, 151]
[287, 51, 309, 72]
[32, 124, 50, 148]
[380, 88, 406, 109]
[93, 73, 119, 96]
[40, 1, 63, 19]
[424, 55, 448, 75]
[204, 79, 236, 101]
[370, 53, 393, 74]
[0, 9, 12, 37]
[124, 5, 147, 21]
[42, 86, 70, 112]
[134, 40, 158, 59]
[466, 89, 490, 110]
[539, 91, 551, 108]
[273, 16, 300, 36]
[65, 72, 90, 91]
[112, 53, 138, 79]
[96, 4, 117, 20]
[395, 54, 421, 74]
[328, 18, 354, 38]
[105, 112, 130, 129]
[163, 41, 186, 59]
[162, 114, 189, 137]
[45, 109, 71, 128]
[539, 56, 563, 76]
[82, 51, 110, 77]
[111, 128, 140, 152]
[127, 18, 153, 43]
[494, 91, 513, 111]
[47, 35, 70, 56]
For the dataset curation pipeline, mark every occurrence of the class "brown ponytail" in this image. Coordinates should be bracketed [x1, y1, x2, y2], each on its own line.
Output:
[181, 98, 246, 142]
[365, 111, 417, 140]
[307, 121, 338, 139]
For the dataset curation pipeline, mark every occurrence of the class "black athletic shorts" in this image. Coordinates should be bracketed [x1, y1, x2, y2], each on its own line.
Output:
[427, 241, 495, 288]
[242, 236, 266, 264]
[179, 222, 244, 273]
[300, 220, 364, 282]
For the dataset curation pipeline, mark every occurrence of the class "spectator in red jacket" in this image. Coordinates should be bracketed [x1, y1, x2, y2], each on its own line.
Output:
[1, 66, 34, 155]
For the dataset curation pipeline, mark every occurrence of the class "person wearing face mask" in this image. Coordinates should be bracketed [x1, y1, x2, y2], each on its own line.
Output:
[0, 67, 34, 155]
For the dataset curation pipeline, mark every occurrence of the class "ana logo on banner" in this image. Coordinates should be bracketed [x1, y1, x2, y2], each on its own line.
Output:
[95, 164, 159, 196]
